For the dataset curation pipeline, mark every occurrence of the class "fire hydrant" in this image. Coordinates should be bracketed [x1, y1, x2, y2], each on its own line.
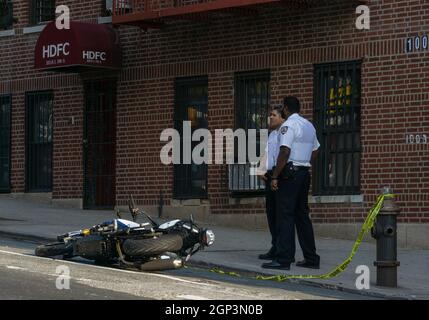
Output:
[371, 187, 401, 287]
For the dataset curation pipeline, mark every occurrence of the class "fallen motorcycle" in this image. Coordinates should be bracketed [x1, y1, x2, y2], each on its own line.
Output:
[35, 196, 215, 271]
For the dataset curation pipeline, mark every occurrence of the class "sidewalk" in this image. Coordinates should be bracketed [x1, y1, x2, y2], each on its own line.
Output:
[0, 195, 427, 299]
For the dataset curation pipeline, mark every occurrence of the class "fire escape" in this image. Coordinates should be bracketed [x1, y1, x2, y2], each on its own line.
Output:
[111, 0, 353, 29]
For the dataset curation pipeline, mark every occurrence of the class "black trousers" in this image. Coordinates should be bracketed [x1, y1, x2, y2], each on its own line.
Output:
[265, 176, 277, 252]
[275, 170, 320, 265]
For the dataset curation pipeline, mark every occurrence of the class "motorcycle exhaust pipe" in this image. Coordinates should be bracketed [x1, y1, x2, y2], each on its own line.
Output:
[139, 258, 183, 271]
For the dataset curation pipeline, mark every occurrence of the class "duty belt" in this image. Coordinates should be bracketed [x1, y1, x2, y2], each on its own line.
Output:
[291, 165, 310, 171]
[271, 165, 310, 174]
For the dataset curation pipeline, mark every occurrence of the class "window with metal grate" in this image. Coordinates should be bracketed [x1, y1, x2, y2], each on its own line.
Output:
[173, 76, 208, 199]
[30, 0, 55, 25]
[25, 91, 53, 192]
[230, 70, 270, 196]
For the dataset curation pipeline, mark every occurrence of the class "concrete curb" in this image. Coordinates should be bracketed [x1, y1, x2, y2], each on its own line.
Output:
[186, 260, 416, 300]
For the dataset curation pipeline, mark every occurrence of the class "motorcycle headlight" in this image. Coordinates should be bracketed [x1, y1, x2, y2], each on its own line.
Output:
[203, 229, 215, 247]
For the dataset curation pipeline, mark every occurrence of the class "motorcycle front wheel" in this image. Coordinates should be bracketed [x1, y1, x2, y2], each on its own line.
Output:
[122, 234, 183, 257]
[35, 242, 72, 257]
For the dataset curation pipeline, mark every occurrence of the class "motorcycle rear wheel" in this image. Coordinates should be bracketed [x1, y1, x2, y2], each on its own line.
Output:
[35, 242, 72, 257]
[122, 234, 183, 257]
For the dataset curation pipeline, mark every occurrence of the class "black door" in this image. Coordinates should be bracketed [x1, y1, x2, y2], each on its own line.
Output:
[83, 80, 116, 210]
[26, 91, 53, 192]
[0, 95, 11, 193]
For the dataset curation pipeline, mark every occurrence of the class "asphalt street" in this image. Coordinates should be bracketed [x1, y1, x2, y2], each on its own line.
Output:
[0, 237, 378, 300]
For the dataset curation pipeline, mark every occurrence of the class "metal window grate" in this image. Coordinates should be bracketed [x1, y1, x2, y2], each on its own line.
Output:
[313, 61, 362, 196]
[230, 70, 270, 195]
[30, 0, 55, 25]
[25, 91, 53, 192]
[173, 76, 208, 199]
[0, 95, 11, 193]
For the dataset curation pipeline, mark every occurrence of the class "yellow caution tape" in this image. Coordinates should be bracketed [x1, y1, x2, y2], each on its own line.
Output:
[209, 194, 394, 282]
[210, 268, 241, 277]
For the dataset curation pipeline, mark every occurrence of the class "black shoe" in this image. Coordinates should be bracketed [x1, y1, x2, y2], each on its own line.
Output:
[258, 247, 276, 260]
[258, 252, 276, 260]
[296, 260, 320, 269]
[261, 260, 291, 270]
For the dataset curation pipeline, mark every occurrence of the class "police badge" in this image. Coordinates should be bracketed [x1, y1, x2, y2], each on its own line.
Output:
[280, 126, 288, 135]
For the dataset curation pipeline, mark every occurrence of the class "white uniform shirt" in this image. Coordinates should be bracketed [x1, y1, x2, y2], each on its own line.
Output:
[266, 130, 279, 171]
[277, 113, 320, 167]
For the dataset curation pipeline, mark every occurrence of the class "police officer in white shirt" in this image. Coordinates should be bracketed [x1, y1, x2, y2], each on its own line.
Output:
[257, 106, 286, 261]
[262, 96, 320, 271]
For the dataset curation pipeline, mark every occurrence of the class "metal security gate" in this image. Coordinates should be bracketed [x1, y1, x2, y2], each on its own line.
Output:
[83, 80, 116, 210]
[0, 95, 11, 193]
[26, 91, 53, 192]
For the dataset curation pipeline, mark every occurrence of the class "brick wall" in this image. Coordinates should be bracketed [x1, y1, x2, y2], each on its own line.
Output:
[1, 0, 428, 223]
[0, 0, 104, 197]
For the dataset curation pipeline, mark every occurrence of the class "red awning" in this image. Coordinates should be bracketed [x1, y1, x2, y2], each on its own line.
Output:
[35, 21, 121, 71]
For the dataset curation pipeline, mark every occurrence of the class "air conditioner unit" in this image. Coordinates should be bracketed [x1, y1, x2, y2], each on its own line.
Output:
[228, 163, 265, 192]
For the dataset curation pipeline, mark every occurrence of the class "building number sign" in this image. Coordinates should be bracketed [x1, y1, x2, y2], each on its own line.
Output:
[405, 35, 429, 53]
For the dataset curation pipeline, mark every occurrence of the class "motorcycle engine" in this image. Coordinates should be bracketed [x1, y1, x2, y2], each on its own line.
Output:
[73, 235, 113, 261]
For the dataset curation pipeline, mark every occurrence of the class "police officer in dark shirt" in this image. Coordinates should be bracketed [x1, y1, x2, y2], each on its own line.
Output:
[262, 96, 320, 270]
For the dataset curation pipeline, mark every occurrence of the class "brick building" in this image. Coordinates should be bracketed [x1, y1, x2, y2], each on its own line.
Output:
[0, 0, 428, 248]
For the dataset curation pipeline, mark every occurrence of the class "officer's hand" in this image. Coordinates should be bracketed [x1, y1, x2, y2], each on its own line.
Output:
[271, 179, 278, 191]
[258, 174, 267, 182]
